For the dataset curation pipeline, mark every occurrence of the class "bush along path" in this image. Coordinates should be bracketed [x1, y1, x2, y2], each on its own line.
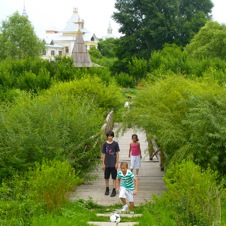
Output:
[70, 124, 165, 225]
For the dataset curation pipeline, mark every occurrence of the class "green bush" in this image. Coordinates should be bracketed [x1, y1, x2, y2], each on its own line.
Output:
[115, 72, 136, 88]
[125, 75, 226, 178]
[0, 160, 83, 224]
[28, 160, 83, 212]
[140, 161, 223, 226]
[0, 76, 124, 181]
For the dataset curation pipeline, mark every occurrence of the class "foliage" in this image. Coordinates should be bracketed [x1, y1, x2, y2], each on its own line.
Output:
[30, 201, 96, 226]
[28, 160, 83, 212]
[149, 43, 226, 83]
[184, 21, 226, 60]
[114, 72, 136, 88]
[53, 56, 77, 81]
[89, 47, 103, 59]
[0, 160, 83, 224]
[0, 76, 124, 181]
[112, 0, 213, 67]
[139, 161, 223, 226]
[0, 173, 44, 225]
[0, 12, 45, 59]
[124, 75, 226, 178]
[150, 44, 186, 75]
[128, 57, 148, 83]
[0, 57, 53, 98]
[98, 38, 118, 58]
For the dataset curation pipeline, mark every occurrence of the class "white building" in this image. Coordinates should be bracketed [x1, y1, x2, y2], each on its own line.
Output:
[42, 8, 99, 61]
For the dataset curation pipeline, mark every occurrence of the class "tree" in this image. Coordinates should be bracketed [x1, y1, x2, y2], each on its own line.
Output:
[184, 21, 226, 60]
[124, 75, 226, 178]
[98, 38, 118, 58]
[113, 0, 213, 63]
[0, 12, 45, 59]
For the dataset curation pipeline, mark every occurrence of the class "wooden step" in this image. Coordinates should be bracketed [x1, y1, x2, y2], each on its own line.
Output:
[96, 213, 142, 218]
[88, 222, 138, 226]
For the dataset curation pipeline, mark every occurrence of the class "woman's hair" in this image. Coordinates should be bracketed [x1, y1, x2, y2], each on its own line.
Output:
[106, 130, 114, 137]
[132, 134, 139, 141]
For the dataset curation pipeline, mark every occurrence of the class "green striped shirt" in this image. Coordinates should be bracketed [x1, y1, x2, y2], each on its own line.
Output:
[117, 170, 135, 191]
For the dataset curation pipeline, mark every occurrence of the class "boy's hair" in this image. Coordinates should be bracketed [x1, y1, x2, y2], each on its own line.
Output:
[132, 134, 139, 141]
[120, 162, 128, 168]
[106, 130, 114, 137]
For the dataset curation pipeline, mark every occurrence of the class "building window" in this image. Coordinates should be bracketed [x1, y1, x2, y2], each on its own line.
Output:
[43, 50, 47, 55]
[59, 51, 62, 56]
[51, 50, 55, 56]
[65, 46, 69, 54]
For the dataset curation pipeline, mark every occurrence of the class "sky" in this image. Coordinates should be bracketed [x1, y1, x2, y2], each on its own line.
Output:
[0, 0, 226, 39]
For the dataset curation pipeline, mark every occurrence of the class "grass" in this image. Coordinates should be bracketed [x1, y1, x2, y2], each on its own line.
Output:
[30, 198, 144, 226]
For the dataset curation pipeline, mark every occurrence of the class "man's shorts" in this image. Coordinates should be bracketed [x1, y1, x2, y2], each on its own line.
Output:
[104, 167, 117, 179]
[119, 186, 134, 202]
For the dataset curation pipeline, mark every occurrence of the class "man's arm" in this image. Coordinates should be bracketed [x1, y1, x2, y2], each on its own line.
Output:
[116, 178, 121, 193]
[133, 177, 138, 195]
[102, 153, 106, 170]
[115, 152, 119, 168]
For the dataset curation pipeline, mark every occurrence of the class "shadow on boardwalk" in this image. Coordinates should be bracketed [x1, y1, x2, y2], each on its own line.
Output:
[69, 124, 165, 206]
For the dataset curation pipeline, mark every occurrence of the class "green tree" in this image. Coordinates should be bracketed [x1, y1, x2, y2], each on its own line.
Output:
[113, 0, 213, 67]
[124, 75, 226, 178]
[0, 12, 45, 59]
[98, 38, 118, 58]
[184, 21, 226, 59]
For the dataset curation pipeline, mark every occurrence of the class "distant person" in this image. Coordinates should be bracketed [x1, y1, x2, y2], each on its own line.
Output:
[102, 130, 120, 197]
[116, 162, 138, 214]
[128, 134, 142, 179]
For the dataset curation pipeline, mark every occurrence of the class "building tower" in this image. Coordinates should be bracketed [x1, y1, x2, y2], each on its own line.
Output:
[22, 2, 28, 18]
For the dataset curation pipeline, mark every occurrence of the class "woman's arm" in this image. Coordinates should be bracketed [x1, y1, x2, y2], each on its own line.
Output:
[128, 143, 131, 157]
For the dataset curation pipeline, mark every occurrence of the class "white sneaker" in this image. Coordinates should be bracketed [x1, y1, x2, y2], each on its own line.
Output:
[121, 204, 128, 212]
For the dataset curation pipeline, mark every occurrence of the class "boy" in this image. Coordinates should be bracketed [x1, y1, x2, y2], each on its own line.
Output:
[102, 130, 120, 197]
[116, 162, 138, 214]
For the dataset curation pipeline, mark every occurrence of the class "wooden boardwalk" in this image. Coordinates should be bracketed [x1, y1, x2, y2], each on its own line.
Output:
[70, 125, 165, 206]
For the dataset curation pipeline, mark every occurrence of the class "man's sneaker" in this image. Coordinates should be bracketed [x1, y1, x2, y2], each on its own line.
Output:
[105, 187, 109, 195]
[110, 189, 116, 197]
[121, 204, 128, 212]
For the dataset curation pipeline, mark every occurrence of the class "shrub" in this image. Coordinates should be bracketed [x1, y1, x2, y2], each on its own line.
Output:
[140, 161, 223, 225]
[28, 160, 83, 212]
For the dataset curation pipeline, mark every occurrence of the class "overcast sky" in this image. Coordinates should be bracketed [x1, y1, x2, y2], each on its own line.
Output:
[0, 0, 225, 39]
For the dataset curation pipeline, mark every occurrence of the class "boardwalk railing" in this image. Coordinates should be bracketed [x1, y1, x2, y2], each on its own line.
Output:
[101, 110, 114, 134]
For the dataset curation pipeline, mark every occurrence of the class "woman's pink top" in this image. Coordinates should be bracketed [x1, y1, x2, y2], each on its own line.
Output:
[130, 142, 140, 156]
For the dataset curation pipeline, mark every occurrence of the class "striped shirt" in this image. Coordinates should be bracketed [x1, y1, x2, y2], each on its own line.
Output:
[117, 169, 135, 191]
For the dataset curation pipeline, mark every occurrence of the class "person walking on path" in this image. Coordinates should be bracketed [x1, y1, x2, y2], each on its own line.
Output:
[116, 162, 138, 214]
[128, 134, 142, 179]
[102, 130, 120, 197]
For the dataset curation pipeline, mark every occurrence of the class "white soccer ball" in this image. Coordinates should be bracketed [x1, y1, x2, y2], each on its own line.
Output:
[110, 213, 121, 223]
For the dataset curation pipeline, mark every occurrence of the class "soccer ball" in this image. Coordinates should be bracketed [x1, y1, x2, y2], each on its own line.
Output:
[110, 213, 121, 223]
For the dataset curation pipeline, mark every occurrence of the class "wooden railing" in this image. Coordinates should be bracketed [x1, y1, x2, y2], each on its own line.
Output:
[101, 110, 114, 140]
[148, 136, 166, 171]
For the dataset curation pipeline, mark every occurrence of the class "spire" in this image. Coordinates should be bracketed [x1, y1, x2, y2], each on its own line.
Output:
[73, 7, 78, 14]
[76, 16, 83, 33]
[71, 15, 92, 67]
[22, 1, 28, 18]
[107, 21, 113, 35]
[71, 31, 93, 67]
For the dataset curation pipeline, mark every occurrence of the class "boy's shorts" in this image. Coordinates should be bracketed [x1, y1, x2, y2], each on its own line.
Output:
[119, 187, 134, 202]
[130, 156, 141, 170]
[104, 167, 117, 180]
